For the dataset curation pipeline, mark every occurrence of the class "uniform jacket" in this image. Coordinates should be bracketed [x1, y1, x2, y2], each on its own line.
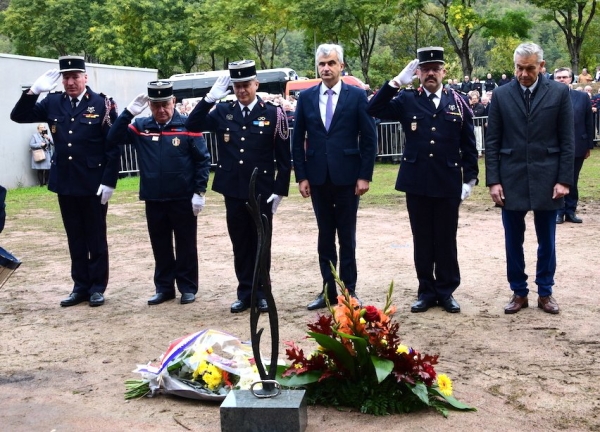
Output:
[185, 96, 291, 200]
[11, 87, 120, 195]
[292, 82, 377, 186]
[570, 89, 594, 158]
[367, 83, 478, 198]
[485, 75, 574, 211]
[107, 110, 210, 201]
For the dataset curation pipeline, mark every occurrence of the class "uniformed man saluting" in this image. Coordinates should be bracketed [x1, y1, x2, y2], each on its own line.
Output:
[185, 60, 291, 314]
[367, 47, 479, 314]
[10, 56, 120, 307]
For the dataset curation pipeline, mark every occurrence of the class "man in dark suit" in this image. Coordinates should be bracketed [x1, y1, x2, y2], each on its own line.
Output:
[553, 67, 594, 224]
[367, 47, 478, 314]
[459, 75, 473, 93]
[485, 43, 574, 315]
[11, 56, 120, 307]
[292, 43, 377, 310]
[186, 60, 291, 314]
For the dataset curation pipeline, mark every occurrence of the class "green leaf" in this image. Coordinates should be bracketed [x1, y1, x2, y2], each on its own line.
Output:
[332, 330, 369, 364]
[429, 387, 477, 411]
[408, 382, 430, 406]
[370, 355, 394, 384]
[277, 370, 322, 387]
[308, 331, 356, 374]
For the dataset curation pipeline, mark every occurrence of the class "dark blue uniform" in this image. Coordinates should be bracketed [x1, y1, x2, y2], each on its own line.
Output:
[108, 109, 211, 296]
[185, 97, 291, 304]
[11, 88, 119, 296]
[367, 83, 478, 305]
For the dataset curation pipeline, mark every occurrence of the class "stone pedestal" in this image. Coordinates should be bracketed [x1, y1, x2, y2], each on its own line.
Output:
[220, 389, 307, 432]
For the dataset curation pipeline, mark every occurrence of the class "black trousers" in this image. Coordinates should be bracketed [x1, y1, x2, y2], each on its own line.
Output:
[58, 194, 109, 295]
[224, 196, 272, 303]
[310, 179, 359, 299]
[145, 199, 198, 294]
[559, 156, 585, 216]
[405, 193, 461, 302]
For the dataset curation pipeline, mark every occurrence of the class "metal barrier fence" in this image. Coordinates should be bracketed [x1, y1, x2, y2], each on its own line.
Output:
[118, 112, 600, 174]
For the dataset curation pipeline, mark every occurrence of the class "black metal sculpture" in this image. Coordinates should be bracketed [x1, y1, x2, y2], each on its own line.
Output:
[246, 168, 280, 396]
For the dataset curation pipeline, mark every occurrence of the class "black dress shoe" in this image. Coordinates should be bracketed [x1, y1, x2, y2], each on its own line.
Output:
[440, 296, 460, 313]
[410, 298, 436, 313]
[307, 293, 337, 311]
[60, 292, 89, 307]
[180, 293, 195, 304]
[565, 213, 582, 223]
[556, 214, 564, 224]
[257, 299, 269, 313]
[148, 292, 175, 305]
[89, 292, 105, 307]
[231, 299, 249, 313]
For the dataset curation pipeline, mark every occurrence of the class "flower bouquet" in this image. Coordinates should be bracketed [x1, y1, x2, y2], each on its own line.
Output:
[125, 329, 260, 401]
[277, 274, 476, 416]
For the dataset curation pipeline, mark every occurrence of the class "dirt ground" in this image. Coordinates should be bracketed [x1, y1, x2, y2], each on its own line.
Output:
[1, 189, 599, 432]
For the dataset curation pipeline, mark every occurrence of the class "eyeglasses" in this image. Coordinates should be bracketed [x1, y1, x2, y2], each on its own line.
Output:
[418, 66, 444, 73]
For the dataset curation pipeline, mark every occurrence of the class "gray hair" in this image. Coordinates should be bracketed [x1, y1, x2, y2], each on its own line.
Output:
[315, 43, 344, 64]
[513, 42, 544, 63]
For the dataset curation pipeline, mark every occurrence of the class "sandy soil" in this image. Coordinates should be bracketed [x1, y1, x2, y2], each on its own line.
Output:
[1, 190, 599, 432]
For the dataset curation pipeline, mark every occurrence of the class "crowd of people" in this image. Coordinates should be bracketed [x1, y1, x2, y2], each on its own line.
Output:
[7, 42, 596, 319]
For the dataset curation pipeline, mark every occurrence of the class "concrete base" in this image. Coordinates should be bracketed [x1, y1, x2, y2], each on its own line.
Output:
[220, 389, 307, 432]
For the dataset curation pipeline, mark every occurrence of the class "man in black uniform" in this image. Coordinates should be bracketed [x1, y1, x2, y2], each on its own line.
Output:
[186, 60, 291, 313]
[10, 56, 119, 307]
[107, 81, 211, 305]
[367, 47, 479, 314]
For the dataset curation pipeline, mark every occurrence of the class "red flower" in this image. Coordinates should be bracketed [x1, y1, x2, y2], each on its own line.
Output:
[364, 305, 380, 322]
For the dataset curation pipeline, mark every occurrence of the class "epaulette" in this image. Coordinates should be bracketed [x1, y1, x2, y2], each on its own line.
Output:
[49, 90, 63, 94]
[99, 92, 114, 101]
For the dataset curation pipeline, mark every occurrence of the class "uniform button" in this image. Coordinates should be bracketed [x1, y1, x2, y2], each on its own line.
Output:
[219, 164, 222, 168]
[68, 156, 73, 160]
[239, 160, 244, 164]
[68, 143, 72, 147]
[242, 126, 246, 130]
[431, 127, 436, 131]
[454, 162, 458, 166]
[240, 149, 245, 153]
[403, 157, 407, 161]
[88, 122, 92, 124]
[226, 128, 230, 131]
[453, 119, 457, 122]
[68, 130, 73, 134]
[433, 114, 437, 118]
[260, 131, 263, 134]
[263, 170, 267, 174]
[241, 137, 245, 141]
[71, 118, 75, 122]
[430, 140, 435, 144]
[429, 154, 433, 157]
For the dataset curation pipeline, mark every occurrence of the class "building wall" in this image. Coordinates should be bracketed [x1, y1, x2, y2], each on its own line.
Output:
[0, 54, 157, 189]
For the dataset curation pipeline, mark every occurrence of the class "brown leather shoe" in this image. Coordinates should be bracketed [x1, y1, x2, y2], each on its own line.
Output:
[538, 295, 559, 314]
[504, 294, 528, 314]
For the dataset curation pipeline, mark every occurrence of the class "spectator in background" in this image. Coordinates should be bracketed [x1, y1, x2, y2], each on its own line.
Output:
[594, 66, 600, 82]
[468, 90, 486, 157]
[498, 73, 511, 86]
[29, 123, 54, 186]
[584, 85, 593, 99]
[459, 75, 472, 93]
[472, 77, 483, 96]
[484, 73, 497, 93]
[578, 68, 593, 84]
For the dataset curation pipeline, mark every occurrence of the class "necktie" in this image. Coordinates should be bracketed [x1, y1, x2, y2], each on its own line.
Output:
[71, 97, 78, 110]
[243, 106, 250, 118]
[325, 89, 334, 130]
[524, 88, 531, 114]
[428, 93, 437, 109]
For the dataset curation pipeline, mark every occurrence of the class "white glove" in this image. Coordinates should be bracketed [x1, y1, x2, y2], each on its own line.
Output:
[127, 94, 148, 116]
[461, 183, 472, 200]
[192, 193, 205, 216]
[391, 59, 419, 88]
[267, 194, 283, 214]
[204, 75, 231, 103]
[30, 69, 61, 95]
[96, 185, 115, 205]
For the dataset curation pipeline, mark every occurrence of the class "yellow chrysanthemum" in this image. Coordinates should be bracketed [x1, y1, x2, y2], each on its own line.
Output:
[192, 360, 209, 380]
[396, 344, 409, 355]
[203, 364, 223, 390]
[437, 373, 453, 397]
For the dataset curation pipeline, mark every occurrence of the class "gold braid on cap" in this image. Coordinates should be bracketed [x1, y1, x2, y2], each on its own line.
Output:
[274, 106, 289, 140]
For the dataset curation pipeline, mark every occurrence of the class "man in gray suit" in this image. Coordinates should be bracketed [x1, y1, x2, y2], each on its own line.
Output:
[485, 42, 574, 315]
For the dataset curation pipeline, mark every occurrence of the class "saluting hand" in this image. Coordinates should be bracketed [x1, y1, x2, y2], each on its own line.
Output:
[205, 76, 231, 103]
[127, 94, 149, 116]
[29, 69, 61, 95]
[391, 59, 419, 88]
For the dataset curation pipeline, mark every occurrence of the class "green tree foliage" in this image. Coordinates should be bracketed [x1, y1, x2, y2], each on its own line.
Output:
[527, 0, 597, 73]
[401, 0, 532, 76]
[291, 0, 396, 84]
[1, 0, 96, 57]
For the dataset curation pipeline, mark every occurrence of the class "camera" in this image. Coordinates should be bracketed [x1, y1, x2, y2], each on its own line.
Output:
[41, 130, 47, 135]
